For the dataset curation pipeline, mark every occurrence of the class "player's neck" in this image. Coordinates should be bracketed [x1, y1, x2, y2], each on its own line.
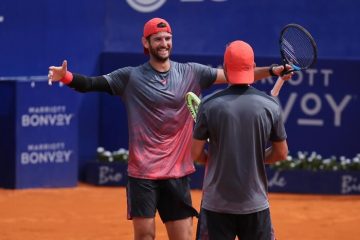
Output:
[149, 58, 170, 72]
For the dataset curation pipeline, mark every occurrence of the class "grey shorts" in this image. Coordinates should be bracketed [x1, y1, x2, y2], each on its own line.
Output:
[196, 207, 273, 240]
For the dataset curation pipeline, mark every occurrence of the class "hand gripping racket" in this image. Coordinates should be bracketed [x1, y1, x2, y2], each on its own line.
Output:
[185, 92, 201, 122]
[271, 23, 318, 97]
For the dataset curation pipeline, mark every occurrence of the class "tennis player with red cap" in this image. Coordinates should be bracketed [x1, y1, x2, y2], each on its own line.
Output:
[48, 18, 290, 240]
[192, 40, 289, 240]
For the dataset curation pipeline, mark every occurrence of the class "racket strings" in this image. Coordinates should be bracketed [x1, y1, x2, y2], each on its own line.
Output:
[189, 100, 199, 120]
[281, 27, 316, 69]
[185, 92, 201, 122]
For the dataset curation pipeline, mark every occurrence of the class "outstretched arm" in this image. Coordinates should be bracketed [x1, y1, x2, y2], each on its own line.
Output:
[214, 65, 292, 84]
[48, 60, 112, 94]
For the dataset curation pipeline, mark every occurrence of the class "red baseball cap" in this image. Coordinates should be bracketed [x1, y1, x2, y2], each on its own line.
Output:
[224, 40, 255, 85]
[143, 18, 172, 54]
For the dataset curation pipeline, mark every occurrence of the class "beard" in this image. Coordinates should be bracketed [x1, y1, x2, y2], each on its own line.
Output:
[148, 45, 171, 63]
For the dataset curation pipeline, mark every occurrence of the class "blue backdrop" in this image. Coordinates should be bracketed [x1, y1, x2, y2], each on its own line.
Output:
[2, 0, 360, 74]
[103, 0, 360, 58]
[1, 0, 360, 182]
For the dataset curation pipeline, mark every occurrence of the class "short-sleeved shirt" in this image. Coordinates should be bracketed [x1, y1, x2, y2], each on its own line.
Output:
[104, 61, 217, 179]
[193, 85, 287, 214]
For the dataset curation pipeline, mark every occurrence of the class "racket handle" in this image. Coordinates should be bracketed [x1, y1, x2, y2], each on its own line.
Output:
[271, 77, 285, 97]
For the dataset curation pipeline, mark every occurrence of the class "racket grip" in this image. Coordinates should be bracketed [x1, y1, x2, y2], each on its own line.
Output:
[270, 77, 285, 97]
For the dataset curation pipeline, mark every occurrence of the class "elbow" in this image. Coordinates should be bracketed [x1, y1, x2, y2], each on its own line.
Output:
[191, 138, 207, 163]
[191, 151, 198, 162]
[191, 146, 207, 164]
[191, 146, 200, 162]
[273, 140, 288, 161]
[279, 152, 288, 162]
[191, 149, 204, 163]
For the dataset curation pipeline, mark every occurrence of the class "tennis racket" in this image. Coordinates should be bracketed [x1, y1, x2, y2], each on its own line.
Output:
[185, 92, 201, 122]
[271, 23, 318, 97]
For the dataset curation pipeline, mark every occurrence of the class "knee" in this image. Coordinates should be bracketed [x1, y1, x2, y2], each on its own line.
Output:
[134, 231, 155, 240]
[133, 218, 156, 240]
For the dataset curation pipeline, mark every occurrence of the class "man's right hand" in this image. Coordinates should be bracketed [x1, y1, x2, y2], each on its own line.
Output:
[48, 60, 68, 84]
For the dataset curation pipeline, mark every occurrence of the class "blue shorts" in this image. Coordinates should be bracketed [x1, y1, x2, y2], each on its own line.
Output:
[126, 176, 198, 222]
[196, 207, 273, 240]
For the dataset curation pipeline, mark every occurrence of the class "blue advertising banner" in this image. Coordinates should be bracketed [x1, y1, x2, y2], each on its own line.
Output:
[14, 80, 81, 188]
[85, 161, 203, 189]
[83, 162, 360, 195]
[0, 79, 81, 189]
[99, 53, 360, 158]
[85, 162, 128, 186]
[266, 168, 360, 195]
[256, 58, 360, 158]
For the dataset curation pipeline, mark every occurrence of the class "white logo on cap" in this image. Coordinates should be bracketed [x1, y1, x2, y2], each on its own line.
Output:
[126, 0, 167, 13]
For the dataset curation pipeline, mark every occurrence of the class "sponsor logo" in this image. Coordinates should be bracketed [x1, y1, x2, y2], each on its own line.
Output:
[126, 0, 227, 13]
[22, 114, 74, 127]
[341, 175, 360, 194]
[126, 0, 167, 13]
[21, 105, 74, 127]
[99, 166, 124, 184]
[268, 171, 287, 188]
[260, 68, 357, 127]
[20, 142, 73, 165]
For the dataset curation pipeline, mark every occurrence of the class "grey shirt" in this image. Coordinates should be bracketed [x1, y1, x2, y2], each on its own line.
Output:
[193, 85, 287, 214]
[103, 61, 217, 179]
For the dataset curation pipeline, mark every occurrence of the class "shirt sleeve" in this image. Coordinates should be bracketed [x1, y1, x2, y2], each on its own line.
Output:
[190, 63, 217, 90]
[270, 108, 287, 142]
[103, 66, 133, 96]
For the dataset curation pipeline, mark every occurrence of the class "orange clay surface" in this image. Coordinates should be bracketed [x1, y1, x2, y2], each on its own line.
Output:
[1, 183, 360, 240]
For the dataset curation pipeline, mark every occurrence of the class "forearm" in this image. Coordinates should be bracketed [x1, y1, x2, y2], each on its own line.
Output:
[265, 146, 287, 164]
[195, 149, 208, 164]
[191, 139, 207, 163]
[254, 66, 273, 81]
[65, 72, 113, 94]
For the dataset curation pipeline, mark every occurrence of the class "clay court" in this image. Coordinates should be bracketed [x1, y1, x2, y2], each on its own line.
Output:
[1, 183, 360, 240]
